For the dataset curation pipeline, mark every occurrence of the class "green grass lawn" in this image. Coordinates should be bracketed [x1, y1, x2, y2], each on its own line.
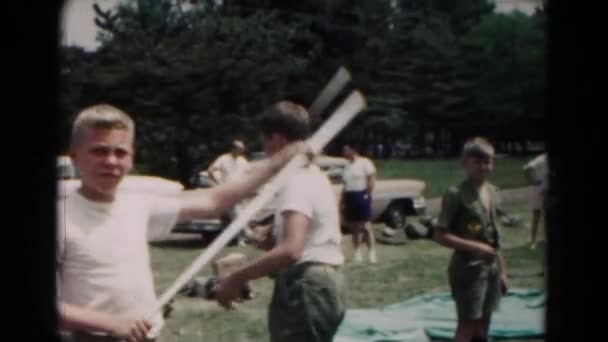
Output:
[375, 157, 529, 198]
[150, 198, 545, 341]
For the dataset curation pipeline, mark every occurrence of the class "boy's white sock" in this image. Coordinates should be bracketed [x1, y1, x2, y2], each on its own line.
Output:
[353, 248, 363, 262]
[369, 249, 378, 264]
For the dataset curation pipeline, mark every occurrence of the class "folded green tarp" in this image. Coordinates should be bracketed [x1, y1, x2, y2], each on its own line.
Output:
[334, 288, 545, 342]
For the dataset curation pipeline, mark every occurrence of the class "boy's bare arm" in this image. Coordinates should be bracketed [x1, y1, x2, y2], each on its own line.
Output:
[213, 211, 309, 308]
[59, 303, 151, 341]
[498, 252, 508, 278]
[433, 230, 496, 258]
[249, 223, 276, 250]
[177, 142, 309, 223]
[498, 252, 509, 293]
[366, 174, 376, 196]
[234, 211, 308, 281]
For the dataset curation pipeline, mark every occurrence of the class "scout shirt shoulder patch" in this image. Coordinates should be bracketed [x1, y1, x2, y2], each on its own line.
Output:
[467, 221, 483, 233]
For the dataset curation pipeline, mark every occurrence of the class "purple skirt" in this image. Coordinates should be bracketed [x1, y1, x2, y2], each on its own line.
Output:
[343, 190, 372, 222]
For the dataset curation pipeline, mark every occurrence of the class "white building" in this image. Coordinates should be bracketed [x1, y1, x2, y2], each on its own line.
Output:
[491, 0, 544, 15]
[60, 0, 196, 51]
[60, 0, 122, 51]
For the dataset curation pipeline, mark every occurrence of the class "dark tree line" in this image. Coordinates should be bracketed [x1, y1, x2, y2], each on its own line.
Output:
[59, 0, 546, 185]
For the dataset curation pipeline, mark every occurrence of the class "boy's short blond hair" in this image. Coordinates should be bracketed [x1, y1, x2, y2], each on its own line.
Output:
[462, 136, 495, 160]
[71, 104, 135, 147]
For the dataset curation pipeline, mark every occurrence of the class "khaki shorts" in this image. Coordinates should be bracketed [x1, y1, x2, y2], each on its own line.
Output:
[269, 262, 347, 342]
[448, 255, 502, 320]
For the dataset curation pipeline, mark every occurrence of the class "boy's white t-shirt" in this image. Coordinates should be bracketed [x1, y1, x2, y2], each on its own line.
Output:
[56, 191, 180, 335]
[272, 165, 344, 266]
[210, 153, 249, 183]
[343, 157, 376, 192]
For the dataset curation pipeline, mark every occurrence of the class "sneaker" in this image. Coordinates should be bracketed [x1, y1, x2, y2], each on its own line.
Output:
[369, 249, 378, 264]
[353, 249, 363, 263]
[530, 242, 537, 250]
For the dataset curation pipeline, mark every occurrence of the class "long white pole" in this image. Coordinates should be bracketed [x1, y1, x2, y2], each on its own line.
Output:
[146, 90, 365, 338]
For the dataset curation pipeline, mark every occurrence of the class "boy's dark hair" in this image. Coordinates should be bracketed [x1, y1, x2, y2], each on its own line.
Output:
[257, 101, 310, 142]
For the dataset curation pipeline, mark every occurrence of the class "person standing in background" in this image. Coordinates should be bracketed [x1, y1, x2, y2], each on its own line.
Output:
[207, 140, 250, 185]
[523, 152, 549, 250]
[208, 140, 252, 245]
[341, 144, 378, 264]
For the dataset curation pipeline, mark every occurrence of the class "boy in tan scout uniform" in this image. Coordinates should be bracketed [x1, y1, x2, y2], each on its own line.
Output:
[433, 137, 509, 342]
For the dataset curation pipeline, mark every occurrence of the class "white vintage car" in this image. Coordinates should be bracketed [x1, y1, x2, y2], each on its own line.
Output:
[316, 155, 427, 230]
[178, 154, 427, 241]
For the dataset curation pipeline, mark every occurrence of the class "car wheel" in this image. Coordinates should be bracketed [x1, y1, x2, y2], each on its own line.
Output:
[201, 230, 220, 246]
[340, 223, 351, 235]
[200, 233, 211, 246]
[386, 202, 407, 230]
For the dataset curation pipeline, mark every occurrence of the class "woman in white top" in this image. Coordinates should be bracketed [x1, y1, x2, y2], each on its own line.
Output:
[207, 140, 250, 185]
[341, 144, 378, 263]
[523, 152, 548, 249]
[207, 140, 252, 245]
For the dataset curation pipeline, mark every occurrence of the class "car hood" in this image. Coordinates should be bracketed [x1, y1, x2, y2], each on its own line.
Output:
[329, 179, 426, 197]
[373, 179, 426, 196]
